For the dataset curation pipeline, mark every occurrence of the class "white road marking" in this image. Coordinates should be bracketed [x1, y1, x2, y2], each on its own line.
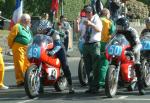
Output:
[5, 65, 14, 70]
[118, 96, 128, 99]
[20, 96, 28, 99]
[68, 57, 80, 60]
[0, 98, 22, 100]
[104, 98, 150, 101]
[17, 97, 38, 103]
[5, 62, 14, 65]
[123, 98, 150, 101]
[4, 62, 14, 70]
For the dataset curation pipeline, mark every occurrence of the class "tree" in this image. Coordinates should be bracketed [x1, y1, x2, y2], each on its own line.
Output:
[24, 0, 51, 16]
[0, 0, 15, 18]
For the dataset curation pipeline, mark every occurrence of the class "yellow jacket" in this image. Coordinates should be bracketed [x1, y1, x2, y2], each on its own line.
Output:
[0, 47, 2, 53]
[101, 17, 115, 42]
[7, 24, 19, 48]
[7, 23, 32, 48]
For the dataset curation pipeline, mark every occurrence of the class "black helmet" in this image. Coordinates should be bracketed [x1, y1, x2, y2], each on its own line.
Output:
[116, 17, 129, 30]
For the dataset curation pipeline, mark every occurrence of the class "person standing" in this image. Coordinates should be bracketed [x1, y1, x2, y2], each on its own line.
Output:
[7, 13, 32, 87]
[59, 15, 72, 52]
[99, 8, 116, 87]
[37, 13, 52, 34]
[141, 17, 150, 37]
[109, 0, 121, 21]
[56, 22, 66, 43]
[76, 5, 102, 93]
[91, 0, 103, 16]
[0, 47, 9, 89]
[0, 11, 4, 30]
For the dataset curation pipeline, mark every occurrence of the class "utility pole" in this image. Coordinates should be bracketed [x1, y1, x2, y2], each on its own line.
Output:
[60, 0, 64, 16]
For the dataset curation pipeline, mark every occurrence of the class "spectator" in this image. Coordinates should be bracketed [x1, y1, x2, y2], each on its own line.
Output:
[7, 13, 32, 87]
[76, 5, 102, 93]
[141, 17, 150, 37]
[37, 13, 52, 34]
[0, 47, 9, 89]
[91, 0, 103, 16]
[120, 2, 128, 17]
[59, 15, 72, 52]
[77, 8, 87, 54]
[109, 0, 122, 21]
[0, 11, 4, 30]
[99, 8, 116, 88]
[56, 22, 66, 44]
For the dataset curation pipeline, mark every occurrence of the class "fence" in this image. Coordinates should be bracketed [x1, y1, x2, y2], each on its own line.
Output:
[0, 30, 11, 55]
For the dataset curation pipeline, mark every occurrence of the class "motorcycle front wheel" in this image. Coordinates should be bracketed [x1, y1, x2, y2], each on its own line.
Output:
[105, 65, 118, 98]
[24, 64, 40, 99]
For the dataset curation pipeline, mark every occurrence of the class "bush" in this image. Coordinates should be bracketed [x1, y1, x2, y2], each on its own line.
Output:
[126, 0, 149, 19]
[57, 0, 90, 21]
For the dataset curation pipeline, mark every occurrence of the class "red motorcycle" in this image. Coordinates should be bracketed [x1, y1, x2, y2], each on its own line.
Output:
[24, 34, 67, 99]
[105, 34, 137, 98]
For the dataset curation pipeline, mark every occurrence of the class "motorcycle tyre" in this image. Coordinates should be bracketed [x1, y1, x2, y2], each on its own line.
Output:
[24, 64, 40, 99]
[105, 65, 118, 98]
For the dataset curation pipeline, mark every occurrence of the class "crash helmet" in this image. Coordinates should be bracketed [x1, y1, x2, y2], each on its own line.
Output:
[116, 17, 129, 30]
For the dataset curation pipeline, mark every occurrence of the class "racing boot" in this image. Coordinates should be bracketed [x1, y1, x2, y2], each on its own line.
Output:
[68, 85, 75, 94]
[39, 78, 44, 93]
[67, 75, 75, 94]
[135, 64, 145, 95]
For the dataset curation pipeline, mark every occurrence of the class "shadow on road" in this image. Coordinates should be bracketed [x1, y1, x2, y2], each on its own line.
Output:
[0, 76, 150, 101]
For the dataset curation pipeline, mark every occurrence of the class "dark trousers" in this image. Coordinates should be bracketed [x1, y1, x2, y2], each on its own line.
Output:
[134, 64, 145, 91]
[83, 42, 101, 89]
[56, 45, 72, 85]
[64, 35, 69, 52]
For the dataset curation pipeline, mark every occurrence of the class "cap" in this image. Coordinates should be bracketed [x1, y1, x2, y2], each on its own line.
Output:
[80, 9, 86, 17]
[84, 5, 93, 13]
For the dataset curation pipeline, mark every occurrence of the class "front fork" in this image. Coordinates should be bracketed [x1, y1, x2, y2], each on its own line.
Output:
[34, 63, 42, 79]
[35, 63, 43, 92]
[109, 59, 121, 83]
[115, 62, 121, 83]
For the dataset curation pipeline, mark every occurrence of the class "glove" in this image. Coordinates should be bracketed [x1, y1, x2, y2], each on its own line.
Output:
[64, 31, 69, 38]
[48, 50, 55, 56]
[133, 44, 142, 53]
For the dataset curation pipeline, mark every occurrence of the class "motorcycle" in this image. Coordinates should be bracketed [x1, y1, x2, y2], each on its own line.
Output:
[24, 34, 67, 99]
[140, 32, 150, 87]
[105, 34, 137, 98]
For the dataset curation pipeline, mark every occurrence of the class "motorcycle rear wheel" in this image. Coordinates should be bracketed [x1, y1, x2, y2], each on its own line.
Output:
[105, 65, 118, 98]
[141, 59, 150, 87]
[24, 64, 40, 99]
[54, 70, 67, 91]
[78, 57, 88, 86]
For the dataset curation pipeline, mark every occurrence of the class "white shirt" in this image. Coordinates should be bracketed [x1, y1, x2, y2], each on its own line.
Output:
[79, 14, 102, 43]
